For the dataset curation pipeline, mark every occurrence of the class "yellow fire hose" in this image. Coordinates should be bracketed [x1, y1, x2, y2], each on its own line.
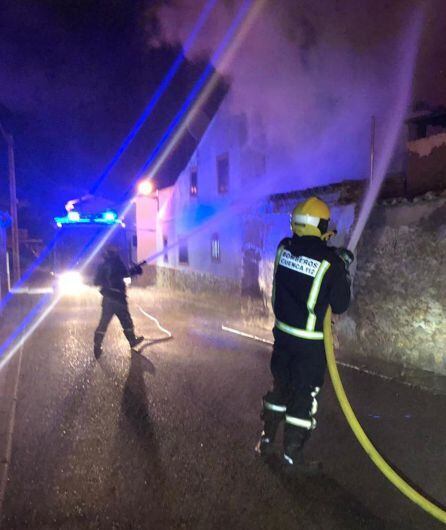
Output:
[323, 307, 446, 524]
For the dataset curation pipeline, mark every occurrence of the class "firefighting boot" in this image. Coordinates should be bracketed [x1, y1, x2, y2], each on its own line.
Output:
[255, 407, 285, 457]
[131, 336, 145, 349]
[129, 335, 144, 350]
[124, 328, 144, 349]
[94, 332, 104, 359]
[283, 449, 322, 475]
[283, 426, 322, 475]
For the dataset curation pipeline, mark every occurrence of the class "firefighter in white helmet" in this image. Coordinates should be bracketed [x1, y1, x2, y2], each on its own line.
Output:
[255, 197, 353, 473]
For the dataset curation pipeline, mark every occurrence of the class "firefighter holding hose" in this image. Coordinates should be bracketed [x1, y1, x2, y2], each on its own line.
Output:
[93, 246, 145, 358]
[255, 197, 353, 473]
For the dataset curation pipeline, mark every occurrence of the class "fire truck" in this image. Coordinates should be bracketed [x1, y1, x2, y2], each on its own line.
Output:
[52, 208, 133, 293]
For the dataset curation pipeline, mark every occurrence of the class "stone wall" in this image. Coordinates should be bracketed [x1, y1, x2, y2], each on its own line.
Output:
[407, 133, 446, 197]
[341, 193, 446, 376]
[134, 263, 240, 299]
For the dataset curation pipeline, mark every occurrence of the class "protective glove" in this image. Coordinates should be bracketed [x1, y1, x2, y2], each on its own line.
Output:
[335, 247, 354, 270]
[129, 263, 143, 276]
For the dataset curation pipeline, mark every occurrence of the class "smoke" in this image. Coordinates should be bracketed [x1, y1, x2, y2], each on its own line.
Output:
[148, 0, 430, 191]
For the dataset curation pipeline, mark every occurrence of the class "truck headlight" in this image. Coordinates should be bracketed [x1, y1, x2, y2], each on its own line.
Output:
[58, 271, 84, 294]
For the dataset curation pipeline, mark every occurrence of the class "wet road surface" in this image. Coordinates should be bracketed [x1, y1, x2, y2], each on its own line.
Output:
[1, 288, 445, 529]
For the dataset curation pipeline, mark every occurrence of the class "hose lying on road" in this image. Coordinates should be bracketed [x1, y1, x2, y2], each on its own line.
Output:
[138, 307, 172, 338]
[323, 306, 446, 525]
[221, 325, 274, 345]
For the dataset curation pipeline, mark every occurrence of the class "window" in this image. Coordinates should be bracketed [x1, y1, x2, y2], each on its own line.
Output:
[211, 233, 221, 263]
[217, 154, 229, 194]
[163, 236, 168, 263]
[179, 240, 189, 264]
[190, 167, 198, 196]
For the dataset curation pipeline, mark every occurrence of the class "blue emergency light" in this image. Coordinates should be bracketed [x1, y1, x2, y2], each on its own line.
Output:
[102, 210, 117, 222]
[54, 209, 123, 227]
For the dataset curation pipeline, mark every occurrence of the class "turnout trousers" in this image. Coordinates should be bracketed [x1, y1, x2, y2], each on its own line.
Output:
[261, 327, 326, 457]
[94, 296, 137, 347]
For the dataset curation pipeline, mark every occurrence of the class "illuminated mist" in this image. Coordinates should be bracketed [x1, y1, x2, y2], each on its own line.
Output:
[148, 0, 424, 193]
[0, 0, 425, 367]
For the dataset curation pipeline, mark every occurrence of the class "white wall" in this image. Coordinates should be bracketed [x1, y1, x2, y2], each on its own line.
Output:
[156, 97, 265, 282]
[135, 194, 158, 263]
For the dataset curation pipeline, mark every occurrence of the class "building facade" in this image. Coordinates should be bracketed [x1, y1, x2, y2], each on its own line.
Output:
[136, 96, 267, 292]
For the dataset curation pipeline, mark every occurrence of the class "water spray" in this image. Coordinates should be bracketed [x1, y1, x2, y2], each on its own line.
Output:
[0, 0, 218, 312]
[0, 0, 266, 368]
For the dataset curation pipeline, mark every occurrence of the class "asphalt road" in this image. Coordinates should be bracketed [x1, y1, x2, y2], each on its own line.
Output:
[1, 288, 445, 529]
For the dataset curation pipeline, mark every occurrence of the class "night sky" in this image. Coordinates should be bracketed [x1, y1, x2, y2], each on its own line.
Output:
[0, 0, 215, 236]
[1, 0, 446, 238]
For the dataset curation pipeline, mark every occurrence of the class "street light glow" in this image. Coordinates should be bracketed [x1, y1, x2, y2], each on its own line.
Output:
[138, 180, 153, 196]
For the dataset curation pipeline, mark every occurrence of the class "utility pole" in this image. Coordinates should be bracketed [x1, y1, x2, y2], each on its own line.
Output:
[0, 121, 20, 283]
[370, 115, 376, 183]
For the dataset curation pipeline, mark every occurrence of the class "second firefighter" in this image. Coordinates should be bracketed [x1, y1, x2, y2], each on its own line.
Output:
[93, 246, 144, 358]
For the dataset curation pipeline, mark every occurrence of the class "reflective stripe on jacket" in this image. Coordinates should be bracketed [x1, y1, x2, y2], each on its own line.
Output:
[272, 235, 350, 339]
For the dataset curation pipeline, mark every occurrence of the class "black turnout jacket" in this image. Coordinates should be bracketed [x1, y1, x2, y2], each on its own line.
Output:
[94, 255, 129, 301]
[272, 235, 351, 341]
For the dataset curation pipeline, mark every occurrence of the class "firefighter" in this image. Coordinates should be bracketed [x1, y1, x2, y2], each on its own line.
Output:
[255, 197, 353, 473]
[93, 246, 144, 358]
